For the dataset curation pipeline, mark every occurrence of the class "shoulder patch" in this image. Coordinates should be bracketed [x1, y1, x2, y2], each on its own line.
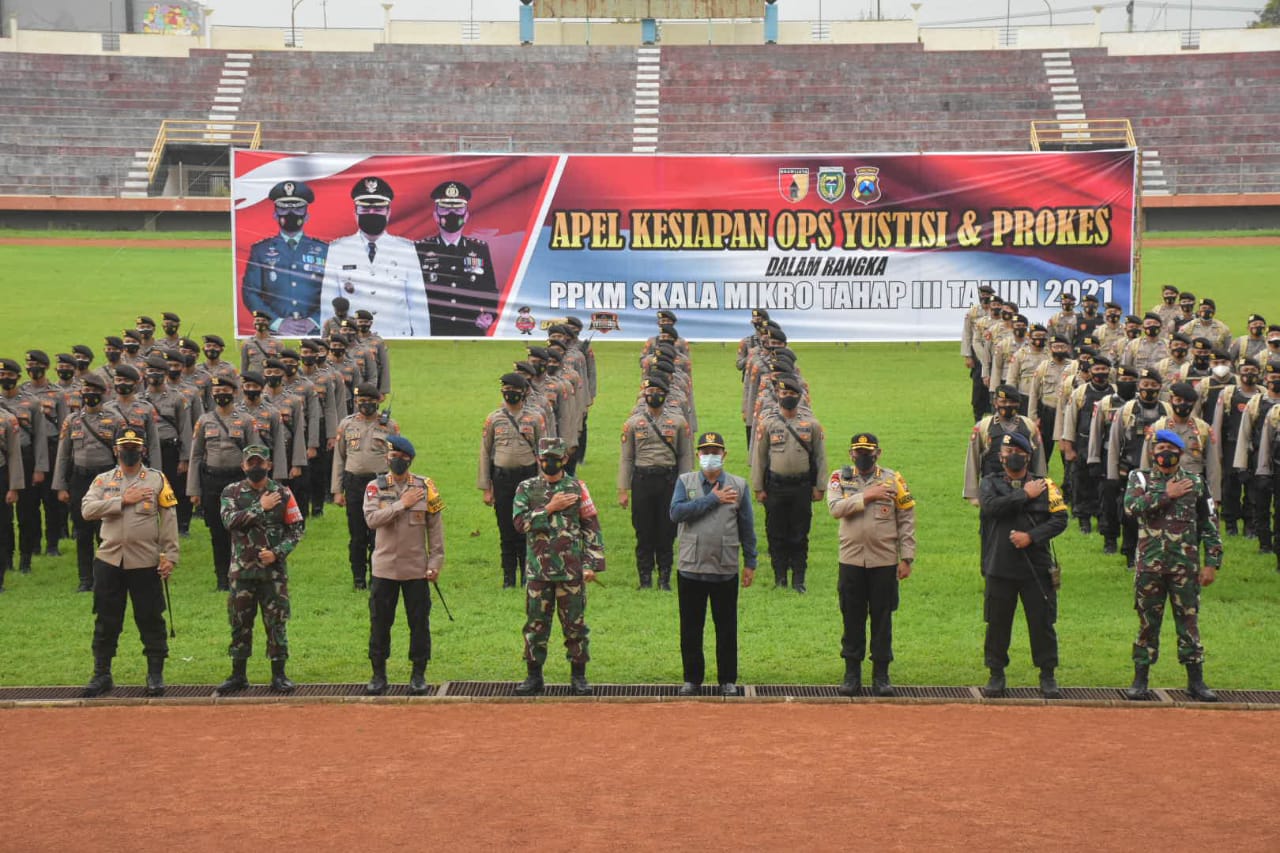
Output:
[578, 481, 598, 519]
[282, 488, 303, 525]
[157, 474, 177, 508]
[1045, 478, 1067, 513]
[893, 472, 915, 510]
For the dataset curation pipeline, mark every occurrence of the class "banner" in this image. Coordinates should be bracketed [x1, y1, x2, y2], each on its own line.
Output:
[231, 149, 1136, 341]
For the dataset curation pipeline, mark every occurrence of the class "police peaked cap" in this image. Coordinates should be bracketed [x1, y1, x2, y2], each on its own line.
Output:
[352, 176, 393, 203]
[1153, 429, 1185, 450]
[1001, 432, 1033, 453]
[1169, 382, 1198, 402]
[387, 434, 415, 458]
[269, 180, 315, 206]
[850, 433, 879, 450]
[0, 358, 20, 374]
[162, 311, 181, 323]
[501, 371, 529, 389]
[115, 428, 146, 447]
[72, 344, 94, 358]
[240, 371, 265, 386]
[642, 375, 669, 392]
[264, 358, 286, 371]
[354, 383, 381, 399]
[113, 364, 140, 382]
[430, 180, 471, 206]
[24, 349, 49, 366]
[202, 334, 226, 347]
[145, 354, 169, 371]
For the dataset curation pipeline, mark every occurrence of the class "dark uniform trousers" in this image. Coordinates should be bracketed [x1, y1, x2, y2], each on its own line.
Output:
[201, 467, 242, 587]
[983, 573, 1058, 670]
[1220, 439, 1247, 528]
[677, 574, 739, 685]
[576, 414, 590, 464]
[309, 448, 332, 516]
[764, 473, 813, 581]
[0, 465, 12, 571]
[838, 563, 899, 664]
[631, 467, 678, 582]
[343, 471, 378, 583]
[1071, 456, 1101, 520]
[1036, 404, 1057, 474]
[15, 446, 42, 559]
[159, 440, 191, 534]
[1098, 477, 1123, 542]
[369, 577, 432, 663]
[1252, 474, 1280, 549]
[39, 437, 64, 548]
[91, 558, 167, 660]
[971, 362, 990, 422]
[493, 465, 536, 583]
[69, 465, 114, 587]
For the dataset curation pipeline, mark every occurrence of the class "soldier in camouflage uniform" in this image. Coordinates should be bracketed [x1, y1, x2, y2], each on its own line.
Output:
[1123, 430, 1222, 702]
[511, 437, 605, 696]
[216, 444, 305, 695]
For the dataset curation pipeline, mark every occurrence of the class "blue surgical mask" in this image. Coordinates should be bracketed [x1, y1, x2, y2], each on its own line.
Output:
[698, 453, 723, 473]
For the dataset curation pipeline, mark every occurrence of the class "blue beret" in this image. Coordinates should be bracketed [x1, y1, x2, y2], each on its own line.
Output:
[386, 435, 415, 458]
[1153, 429, 1185, 451]
[1001, 432, 1033, 453]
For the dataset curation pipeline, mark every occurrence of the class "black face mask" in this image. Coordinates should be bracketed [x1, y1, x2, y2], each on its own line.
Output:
[301, 355, 317, 366]
[266, 375, 283, 388]
[1106, 314, 1121, 324]
[283, 364, 297, 377]
[644, 393, 665, 408]
[1090, 374, 1109, 387]
[27, 367, 45, 380]
[204, 349, 221, 360]
[1117, 381, 1137, 400]
[1193, 357, 1210, 369]
[0, 378, 16, 391]
[278, 212, 305, 233]
[531, 362, 546, 376]
[75, 359, 90, 371]
[1051, 351, 1067, 362]
[1127, 328, 1140, 339]
[246, 466, 269, 484]
[1172, 402, 1194, 418]
[779, 395, 800, 410]
[439, 212, 466, 232]
[502, 390, 524, 405]
[388, 457, 411, 476]
[167, 368, 182, 380]
[357, 401, 378, 417]
[540, 457, 564, 476]
[1013, 328, 1026, 338]
[1144, 327, 1160, 338]
[853, 453, 876, 474]
[146, 373, 165, 386]
[1200, 311, 1213, 321]
[545, 363, 561, 375]
[163, 324, 179, 336]
[1270, 380, 1280, 394]
[118, 448, 143, 467]
[1153, 450, 1181, 469]
[243, 389, 262, 403]
[115, 384, 135, 396]
[1180, 304, 1195, 316]
[106, 351, 122, 363]
[1030, 338, 1045, 349]
[1249, 327, 1263, 338]
[331, 349, 346, 359]
[1170, 349, 1188, 360]
[56, 369, 75, 381]
[1269, 340, 1280, 349]
[1004, 452, 1028, 473]
[213, 394, 235, 408]
[1139, 388, 1159, 402]
[1240, 374, 1258, 387]
[1082, 305, 1097, 316]
[996, 406, 1018, 420]
[358, 213, 388, 235]
[1163, 295, 1176, 305]
[124, 345, 140, 355]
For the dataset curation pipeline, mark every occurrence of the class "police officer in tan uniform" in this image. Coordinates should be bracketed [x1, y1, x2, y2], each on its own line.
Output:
[617, 375, 692, 590]
[827, 433, 916, 697]
[81, 428, 179, 698]
[362, 434, 444, 696]
[0, 403, 24, 592]
[333, 382, 399, 589]
[478, 372, 544, 588]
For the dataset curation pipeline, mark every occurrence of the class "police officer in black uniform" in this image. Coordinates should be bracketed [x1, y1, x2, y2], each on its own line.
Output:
[415, 180, 499, 337]
[242, 180, 329, 337]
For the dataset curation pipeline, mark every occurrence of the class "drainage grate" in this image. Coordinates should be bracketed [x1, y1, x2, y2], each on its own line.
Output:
[1164, 689, 1280, 705]
[891, 686, 977, 700]
[754, 685, 847, 698]
[445, 681, 520, 698]
[1061, 687, 1157, 702]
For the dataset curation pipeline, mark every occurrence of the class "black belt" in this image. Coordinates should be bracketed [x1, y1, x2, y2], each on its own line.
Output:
[74, 464, 114, 478]
[493, 465, 536, 479]
[161, 438, 180, 447]
[343, 471, 378, 489]
[634, 465, 676, 477]
[767, 472, 810, 484]
[203, 466, 241, 478]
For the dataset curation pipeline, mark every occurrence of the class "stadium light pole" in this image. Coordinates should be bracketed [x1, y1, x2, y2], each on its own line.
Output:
[289, 0, 303, 47]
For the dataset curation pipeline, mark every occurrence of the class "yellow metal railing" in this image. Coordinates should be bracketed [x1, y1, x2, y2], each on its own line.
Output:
[1030, 118, 1135, 151]
[143, 119, 262, 187]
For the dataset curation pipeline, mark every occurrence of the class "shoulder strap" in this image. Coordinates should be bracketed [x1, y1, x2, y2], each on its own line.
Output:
[501, 408, 536, 453]
[642, 410, 679, 464]
[84, 412, 117, 454]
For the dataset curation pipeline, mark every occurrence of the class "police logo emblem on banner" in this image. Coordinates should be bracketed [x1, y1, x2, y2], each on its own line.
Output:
[817, 166, 846, 203]
[852, 167, 882, 205]
[283, 182, 295, 197]
[779, 168, 809, 203]
[590, 312, 620, 333]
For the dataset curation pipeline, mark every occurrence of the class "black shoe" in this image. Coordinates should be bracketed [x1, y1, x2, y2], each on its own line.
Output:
[216, 581, 230, 592]
[1124, 664, 1151, 701]
[774, 573, 787, 590]
[678, 681, 700, 697]
[1225, 520, 1238, 536]
[145, 658, 165, 697]
[409, 662, 429, 695]
[638, 574, 653, 590]
[83, 658, 114, 698]
[515, 663, 544, 696]
[18, 554, 32, 574]
[1259, 545, 1274, 555]
[1079, 518, 1092, 535]
[980, 668, 1006, 698]
[45, 546, 61, 558]
[312, 508, 324, 518]
[719, 682, 740, 697]
[1103, 538, 1118, 554]
[269, 659, 295, 693]
[871, 664, 894, 697]
[1039, 668, 1062, 700]
[793, 571, 807, 594]
[1185, 663, 1218, 702]
[77, 581, 92, 593]
[1244, 525, 1256, 540]
[502, 579, 515, 589]
[570, 662, 592, 696]
[366, 661, 388, 695]
[658, 579, 672, 591]
[353, 579, 368, 591]
[1125, 554, 1135, 569]
[216, 659, 249, 694]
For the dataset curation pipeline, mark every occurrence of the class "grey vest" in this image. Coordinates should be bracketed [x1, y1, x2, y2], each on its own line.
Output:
[675, 470, 749, 577]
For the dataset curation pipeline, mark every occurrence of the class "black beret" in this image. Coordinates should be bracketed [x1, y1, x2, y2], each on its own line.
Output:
[113, 364, 140, 382]
[355, 310, 374, 321]
[993, 385, 1020, 402]
[1179, 292, 1196, 301]
[1170, 333, 1190, 345]
[24, 349, 49, 366]
[81, 374, 108, 391]
[1091, 355, 1113, 368]
[1139, 368, 1162, 383]
[1117, 366, 1139, 379]
[202, 334, 225, 347]
[1199, 298, 1216, 309]
[500, 372, 529, 390]
[513, 361, 536, 376]
[121, 329, 141, 342]
[751, 308, 771, 321]
[55, 353, 76, 366]
[1240, 357, 1261, 369]
[136, 315, 156, 327]
[656, 310, 677, 323]
[240, 371, 265, 386]
[251, 310, 271, 322]
[354, 382, 381, 399]
[652, 360, 675, 375]
[1081, 293, 1099, 303]
[977, 285, 995, 295]
[1169, 382, 1198, 402]
[544, 348, 563, 363]
[1030, 324, 1047, 334]
[1143, 313, 1162, 323]
[104, 336, 124, 348]
[210, 375, 238, 390]
[1268, 361, 1280, 374]
[564, 316, 583, 331]
[769, 328, 788, 345]
[145, 354, 169, 370]
[1247, 314, 1266, 324]
[279, 349, 300, 361]
[775, 375, 803, 395]
[1191, 338, 1212, 352]
[162, 311, 181, 323]
[352, 176, 393, 203]
[179, 337, 200, 351]
[1211, 349, 1231, 361]
[1104, 301, 1122, 310]
[264, 358, 286, 370]
[1125, 315, 1141, 324]
[1002, 432, 1033, 453]
[1013, 314, 1029, 324]
[642, 375, 669, 393]
[526, 346, 550, 360]
[0, 358, 21, 374]
[72, 344, 94, 358]
[1161, 284, 1179, 292]
[1051, 335, 1071, 345]
[163, 350, 185, 363]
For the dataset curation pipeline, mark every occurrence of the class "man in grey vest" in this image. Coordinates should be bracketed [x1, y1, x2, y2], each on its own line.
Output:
[670, 431, 757, 697]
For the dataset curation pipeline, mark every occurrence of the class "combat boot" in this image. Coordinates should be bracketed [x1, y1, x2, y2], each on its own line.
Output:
[1039, 667, 1062, 699]
[82, 656, 114, 698]
[1224, 519, 1238, 536]
[570, 662, 592, 696]
[1185, 663, 1218, 702]
[872, 662, 894, 697]
[1124, 664, 1151, 700]
[269, 659, 295, 693]
[836, 660, 861, 697]
[502, 567, 516, 589]
[1103, 538, 1118, 554]
[145, 657, 166, 697]
[514, 662, 544, 696]
[365, 659, 388, 695]
[792, 569, 807, 595]
[638, 569, 652, 590]
[216, 658, 249, 694]
[980, 668, 1006, 698]
[409, 661, 429, 696]
[773, 565, 788, 589]
[18, 553, 32, 574]
[657, 567, 672, 592]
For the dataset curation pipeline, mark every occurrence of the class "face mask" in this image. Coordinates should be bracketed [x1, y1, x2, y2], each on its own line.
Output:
[1051, 350, 1067, 362]
[358, 213, 388, 235]
[699, 453, 724, 473]
[1200, 311, 1213, 321]
[1270, 380, 1280, 394]
[1211, 365, 1232, 379]
[1127, 328, 1140, 339]
[996, 406, 1018, 420]
[545, 363, 561, 375]
[853, 453, 876, 474]
[1117, 381, 1137, 400]
[1153, 450, 1181, 469]
[1172, 402, 1194, 418]
[1269, 340, 1280, 349]
[75, 359, 90, 371]
[1062, 303, 1075, 313]
[56, 369, 75, 381]
[1030, 338, 1045, 349]
[331, 349, 346, 358]
[1249, 327, 1263, 338]
[1139, 388, 1159, 402]
[283, 364, 297, 377]
[278, 212, 305, 233]
[204, 349, 221, 360]
[1013, 328, 1026, 338]
[1241, 374, 1258, 387]
[163, 324, 179, 336]
[357, 401, 378, 416]
[301, 355, 317, 366]
[245, 466, 269, 484]
[539, 456, 564, 476]
[440, 212, 467, 232]
[0, 378, 16, 390]
[1004, 452, 1028, 472]
[266, 375, 283, 388]
[388, 457, 411, 475]
[1192, 357, 1210, 369]
[1180, 304, 1194, 314]
[1090, 374, 1109, 387]
[106, 351, 122, 363]
[1164, 295, 1176, 305]
[1170, 349, 1187, 360]
[1144, 327, 1160, 338]
[124, 344, 140, 354]
[779, 395, 800, 410]
[531, 362, 546, 376]
[147, 373, 165, 386]
[644, 393, 665, 408]
[115, 384, 135, 396]
[167, 368, 182, 380]
[26, 366, 45, 380]
[1083, 305, 1097, 316]
[502, 390, 524, 405]
[118, 448, 143, 467]
[243, 389, 262, 403]
[1106, 314, 1121, 324]
[213, 394, 234, 408]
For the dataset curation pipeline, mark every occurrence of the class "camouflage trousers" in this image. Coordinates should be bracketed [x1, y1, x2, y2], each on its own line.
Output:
[1133, 566, 1203, 666]
[523, 580, 589, 666]
[228, 573, 291, 661]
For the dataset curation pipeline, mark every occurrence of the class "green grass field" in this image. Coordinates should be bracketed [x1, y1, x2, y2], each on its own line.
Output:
[0, 236, 1277, 690]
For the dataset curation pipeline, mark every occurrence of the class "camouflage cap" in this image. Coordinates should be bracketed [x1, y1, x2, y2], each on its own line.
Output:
[538, 436, 568, 457]
[242, 444, 271, 461]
